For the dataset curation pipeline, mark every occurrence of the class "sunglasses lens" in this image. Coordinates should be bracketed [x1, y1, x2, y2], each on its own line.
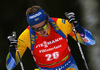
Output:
[34, 24, 48, 32]
[43, 24, 47, 29]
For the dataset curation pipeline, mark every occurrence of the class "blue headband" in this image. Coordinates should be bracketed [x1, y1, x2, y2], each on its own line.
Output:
[27, 8, 47, 26]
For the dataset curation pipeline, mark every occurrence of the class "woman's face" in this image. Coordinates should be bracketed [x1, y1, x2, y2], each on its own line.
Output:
[31, 20, 49, 37]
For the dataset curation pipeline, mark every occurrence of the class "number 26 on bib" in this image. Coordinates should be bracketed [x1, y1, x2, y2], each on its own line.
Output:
[45, 52, 59, 61]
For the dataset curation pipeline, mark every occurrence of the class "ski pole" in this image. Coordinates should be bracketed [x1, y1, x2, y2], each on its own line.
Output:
[9, 31, 25, 70]
[65, 12, 89, 70]
[15, 47, 24, 70]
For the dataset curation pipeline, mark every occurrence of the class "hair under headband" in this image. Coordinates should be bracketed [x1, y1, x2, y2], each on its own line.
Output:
[26, 8, 47, 26]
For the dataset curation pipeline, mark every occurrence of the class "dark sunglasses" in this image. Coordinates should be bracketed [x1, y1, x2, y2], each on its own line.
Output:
[31, 19, 48, 32]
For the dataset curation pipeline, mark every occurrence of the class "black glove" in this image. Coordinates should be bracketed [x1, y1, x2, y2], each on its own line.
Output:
[66, 12, 78, 26]
[7, 35, 17, 52]
[8, 36, 17, 45]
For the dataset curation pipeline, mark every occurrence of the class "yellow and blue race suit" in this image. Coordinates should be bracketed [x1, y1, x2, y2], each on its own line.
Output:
[6, 17, 95, 70]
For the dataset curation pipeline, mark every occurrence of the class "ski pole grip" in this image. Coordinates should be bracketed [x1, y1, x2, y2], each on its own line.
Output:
[12, 31, 18, 48]
[12, 31, 16, 38]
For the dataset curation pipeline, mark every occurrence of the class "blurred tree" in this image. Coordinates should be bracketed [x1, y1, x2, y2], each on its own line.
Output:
[79, 0, 100, 70]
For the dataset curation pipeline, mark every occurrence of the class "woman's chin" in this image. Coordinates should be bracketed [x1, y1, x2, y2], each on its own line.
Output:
[42, 34, 48, 37]
[42, 33, 48, 37]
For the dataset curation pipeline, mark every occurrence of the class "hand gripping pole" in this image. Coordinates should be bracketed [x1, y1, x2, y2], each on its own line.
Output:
[65, 12, 89, 70]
